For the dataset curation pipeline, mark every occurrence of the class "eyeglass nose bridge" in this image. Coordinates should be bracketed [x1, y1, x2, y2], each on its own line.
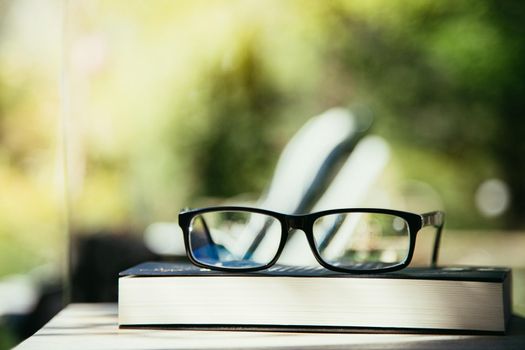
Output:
[284, 215, 308, 231]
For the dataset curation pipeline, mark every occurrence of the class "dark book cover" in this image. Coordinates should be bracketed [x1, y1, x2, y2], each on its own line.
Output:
[120, 261, 510, 282]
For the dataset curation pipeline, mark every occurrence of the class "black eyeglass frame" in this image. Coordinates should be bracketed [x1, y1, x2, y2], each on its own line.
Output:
[178, 206, 445, 274]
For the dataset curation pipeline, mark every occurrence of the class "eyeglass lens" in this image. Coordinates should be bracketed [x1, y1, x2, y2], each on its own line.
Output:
[188, 211, 282, 269]
[312, 212, 410, 270]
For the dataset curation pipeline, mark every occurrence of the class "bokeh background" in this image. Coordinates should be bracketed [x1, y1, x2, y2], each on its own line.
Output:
[1, 0, 525, 347]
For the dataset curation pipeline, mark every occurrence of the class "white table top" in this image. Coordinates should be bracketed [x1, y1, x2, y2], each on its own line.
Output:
[14, 303, 525, 350]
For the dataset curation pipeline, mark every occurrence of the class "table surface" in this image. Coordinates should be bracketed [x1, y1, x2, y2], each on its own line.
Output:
[13, 303, 525, 350]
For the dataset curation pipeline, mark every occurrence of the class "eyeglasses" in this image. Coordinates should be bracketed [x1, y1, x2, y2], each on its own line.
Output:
[178, 206, 445, 273]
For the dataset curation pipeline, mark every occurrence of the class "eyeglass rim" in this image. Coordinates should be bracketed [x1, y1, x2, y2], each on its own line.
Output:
[178, 206, 436, 274]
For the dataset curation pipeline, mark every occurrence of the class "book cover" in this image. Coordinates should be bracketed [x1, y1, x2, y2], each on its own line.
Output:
[118, 262, 512, 333]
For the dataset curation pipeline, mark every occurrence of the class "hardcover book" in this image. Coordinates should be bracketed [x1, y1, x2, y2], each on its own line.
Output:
[118, 262, 512, 333]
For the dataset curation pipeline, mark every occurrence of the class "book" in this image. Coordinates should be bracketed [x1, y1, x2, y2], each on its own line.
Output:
[118, 262, 512, 333]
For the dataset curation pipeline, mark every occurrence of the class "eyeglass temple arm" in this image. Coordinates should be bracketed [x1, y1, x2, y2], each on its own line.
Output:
[421, 211, 445, 267]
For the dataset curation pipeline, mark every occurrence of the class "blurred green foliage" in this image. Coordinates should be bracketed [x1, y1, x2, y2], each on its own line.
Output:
[168, 35, 282, 199]
[0, 323, 16, 350]
[1, 0, 525, 281]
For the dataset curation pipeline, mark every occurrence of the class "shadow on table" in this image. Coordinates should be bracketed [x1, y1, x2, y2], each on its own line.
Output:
[37, 316, 525, 350]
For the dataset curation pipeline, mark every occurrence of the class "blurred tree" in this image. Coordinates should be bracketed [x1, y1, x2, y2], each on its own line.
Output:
[486, 1, 525, 227]
[307, 0, 525, 227]
[168, 32, 284, 200]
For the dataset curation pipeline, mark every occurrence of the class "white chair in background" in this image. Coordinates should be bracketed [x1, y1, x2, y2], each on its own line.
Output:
[144, 107, 379, 259]
[277, 135, 390, 265]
